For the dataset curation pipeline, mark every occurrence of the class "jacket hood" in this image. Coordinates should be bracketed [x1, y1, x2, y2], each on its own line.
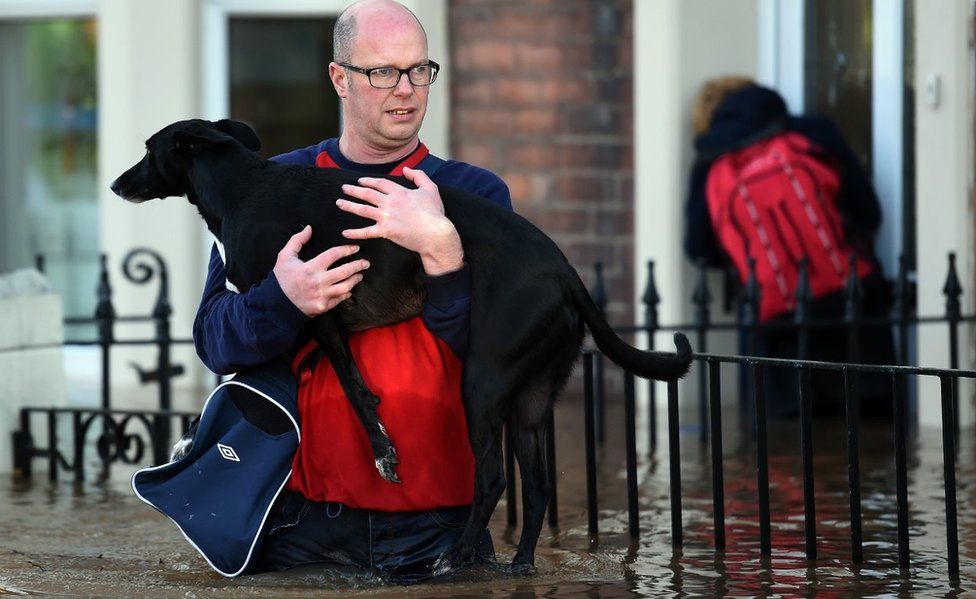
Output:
[694, 85, 790, 161]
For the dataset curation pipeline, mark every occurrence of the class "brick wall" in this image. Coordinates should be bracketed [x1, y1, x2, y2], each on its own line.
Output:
[448, 0, 635, 334]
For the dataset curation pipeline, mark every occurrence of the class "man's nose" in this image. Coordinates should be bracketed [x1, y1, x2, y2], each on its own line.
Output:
[392, 73, 415, 95]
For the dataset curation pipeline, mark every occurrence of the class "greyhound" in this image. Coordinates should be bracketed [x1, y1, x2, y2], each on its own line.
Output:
[111, 118, 691, 571]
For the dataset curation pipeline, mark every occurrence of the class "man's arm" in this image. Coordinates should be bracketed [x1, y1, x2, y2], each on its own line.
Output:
[421, 173, 512, 358]
[194, 228, 369, 374]
[193, 245, 308, 375]
[337, 167, 512, 358]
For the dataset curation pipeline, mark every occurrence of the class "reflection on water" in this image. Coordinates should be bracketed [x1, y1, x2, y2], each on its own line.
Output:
[1, 394, 973, 597]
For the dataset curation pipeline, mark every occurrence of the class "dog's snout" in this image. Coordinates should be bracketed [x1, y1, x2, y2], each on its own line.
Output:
[110, 178, 123, 195]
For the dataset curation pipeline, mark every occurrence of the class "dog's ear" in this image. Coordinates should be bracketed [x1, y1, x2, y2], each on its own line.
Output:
[172, 123, 233, 155]
[216, 119, 261, 152]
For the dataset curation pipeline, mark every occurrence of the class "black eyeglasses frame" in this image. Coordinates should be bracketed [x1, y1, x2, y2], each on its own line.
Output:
[338, 60, 440, 89]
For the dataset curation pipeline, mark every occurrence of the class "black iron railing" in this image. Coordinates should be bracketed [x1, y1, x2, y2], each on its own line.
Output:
[13, 249, 202, 481]
[566, 351, 964, 581]
[12, 407, 195, 483]
[54, 248, 197, 413]
[12, 247, 968, 581]
[585, 252, 972, 445]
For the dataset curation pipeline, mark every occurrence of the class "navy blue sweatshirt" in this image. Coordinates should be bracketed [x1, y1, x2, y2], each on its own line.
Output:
[193, 138, 512, 374]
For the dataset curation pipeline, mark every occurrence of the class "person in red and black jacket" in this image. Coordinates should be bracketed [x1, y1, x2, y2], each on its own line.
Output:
[682, 77, 896, 419]
[193, 0, 510, 581]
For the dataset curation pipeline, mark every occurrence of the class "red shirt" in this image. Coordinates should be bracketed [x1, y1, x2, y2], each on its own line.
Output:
[285, 145, 475, 511]
[286, 319, 474, 510]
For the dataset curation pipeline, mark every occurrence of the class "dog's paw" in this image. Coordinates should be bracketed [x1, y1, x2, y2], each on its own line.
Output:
[375, 446, 401, 484]
[169, 435, 194, 462]
[431, 545, 475, 577]
[430, 552, 459, 577]
[508, 561, 536, 576]
[169, 416, 200, 462]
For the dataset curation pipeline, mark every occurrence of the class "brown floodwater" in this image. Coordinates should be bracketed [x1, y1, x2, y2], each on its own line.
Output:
[1, 390, 974, 598]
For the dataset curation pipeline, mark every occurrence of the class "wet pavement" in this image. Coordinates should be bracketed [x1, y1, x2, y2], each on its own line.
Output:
[2, 390, 975, 597]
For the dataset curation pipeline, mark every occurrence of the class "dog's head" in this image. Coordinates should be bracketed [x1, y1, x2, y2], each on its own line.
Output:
[110, 119, 261, 203]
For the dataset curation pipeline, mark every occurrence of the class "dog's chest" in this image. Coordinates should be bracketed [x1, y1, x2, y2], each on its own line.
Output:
[213, 240, 241, 293]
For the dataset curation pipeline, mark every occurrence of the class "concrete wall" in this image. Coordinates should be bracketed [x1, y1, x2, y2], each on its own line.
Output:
[914, 0, 975, 428]
[634, 0, 759, 405]
[98, 0, 205, 411]
[0, 271, 65, 473]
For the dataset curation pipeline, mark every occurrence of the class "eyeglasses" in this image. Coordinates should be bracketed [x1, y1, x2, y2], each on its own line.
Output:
[339, 60, 440, 89]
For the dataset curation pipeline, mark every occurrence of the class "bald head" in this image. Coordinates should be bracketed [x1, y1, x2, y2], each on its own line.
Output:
[334, 0, 427, 63]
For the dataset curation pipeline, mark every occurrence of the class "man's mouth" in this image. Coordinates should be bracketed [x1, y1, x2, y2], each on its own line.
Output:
[387, 108, 414, 117]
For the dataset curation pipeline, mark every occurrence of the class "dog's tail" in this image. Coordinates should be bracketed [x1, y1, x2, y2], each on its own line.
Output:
[569, 268, 692, 381]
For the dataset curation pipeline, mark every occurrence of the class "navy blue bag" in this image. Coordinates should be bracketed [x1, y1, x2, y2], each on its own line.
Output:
[131, 357, 299, 577]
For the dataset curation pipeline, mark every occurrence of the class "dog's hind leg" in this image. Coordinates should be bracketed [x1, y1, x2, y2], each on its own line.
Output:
[431, 373, 508, 574]
[510, 401, 554, 570]
[311, 314, 401, 483]
[496, 303, 580, 570]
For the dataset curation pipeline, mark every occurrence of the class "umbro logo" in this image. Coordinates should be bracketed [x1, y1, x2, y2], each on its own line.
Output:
[217, 443, 240, 462]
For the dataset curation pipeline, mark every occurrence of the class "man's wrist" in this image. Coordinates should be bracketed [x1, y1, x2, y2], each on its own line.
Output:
[419, 223, 464, 276]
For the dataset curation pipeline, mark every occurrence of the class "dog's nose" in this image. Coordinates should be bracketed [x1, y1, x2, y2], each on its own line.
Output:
[110, 178, 122, 195]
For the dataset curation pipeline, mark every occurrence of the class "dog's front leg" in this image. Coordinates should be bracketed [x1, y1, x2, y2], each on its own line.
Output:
[311, 314, 401, 484]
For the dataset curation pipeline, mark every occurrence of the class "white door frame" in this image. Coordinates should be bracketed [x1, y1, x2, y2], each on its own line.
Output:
[870, 0, 905, 278]
[757, 0, 804, 114]
[0, 0, 94, 19]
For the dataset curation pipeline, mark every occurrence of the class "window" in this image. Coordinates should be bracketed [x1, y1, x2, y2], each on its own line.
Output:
[228, 17, 339, 158]
[804, 0, 873, 172]
[0, 18, 98, 333]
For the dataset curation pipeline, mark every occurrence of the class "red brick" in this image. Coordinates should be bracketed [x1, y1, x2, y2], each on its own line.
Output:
[453, 143, 494, 169]
[553, 176, 608, 202]
[502, 173, 534, 202]
[464, 40, 517, 71]
[495, 78, 546, 105]
[456, 108, 516, 136]
[522, 207, 591, 233]
[489, 12, 591, 39]
[595, 210, 632, 235]
[515, 42, 564, 70]
[509, 145, 557, 168]
[453, 74, 495, 104]
[559, 241, 617, 268]
[540, 78, 592, 104]
[515, 108, 559, 134]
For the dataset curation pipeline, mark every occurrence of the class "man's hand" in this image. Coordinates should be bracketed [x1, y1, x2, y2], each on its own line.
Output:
[273, 225, 370, 317]
[336, 167, 464, 276]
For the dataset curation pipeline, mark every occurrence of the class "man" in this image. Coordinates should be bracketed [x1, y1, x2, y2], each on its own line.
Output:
[193, 0, 512, 581]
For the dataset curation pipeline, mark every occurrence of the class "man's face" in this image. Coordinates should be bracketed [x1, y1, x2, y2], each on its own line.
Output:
[332, 15, 430, 153]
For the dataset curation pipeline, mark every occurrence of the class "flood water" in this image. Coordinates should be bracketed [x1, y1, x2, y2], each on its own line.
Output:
[1, 390, 974, 597]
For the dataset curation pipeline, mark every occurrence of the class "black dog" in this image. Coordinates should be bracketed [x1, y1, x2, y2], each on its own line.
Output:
[111, 119, 691, 570]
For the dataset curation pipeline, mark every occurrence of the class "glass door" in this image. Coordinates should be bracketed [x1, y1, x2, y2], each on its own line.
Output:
[762, 0, 915, 277]
[804, 0, 874, 172]
[0, 18, 98, 335]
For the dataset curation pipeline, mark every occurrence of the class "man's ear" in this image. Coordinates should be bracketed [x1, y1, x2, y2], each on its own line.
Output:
[329, 62, 348, 98]
[215, 119, 261, 152]
[172, 123, 232, 155]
